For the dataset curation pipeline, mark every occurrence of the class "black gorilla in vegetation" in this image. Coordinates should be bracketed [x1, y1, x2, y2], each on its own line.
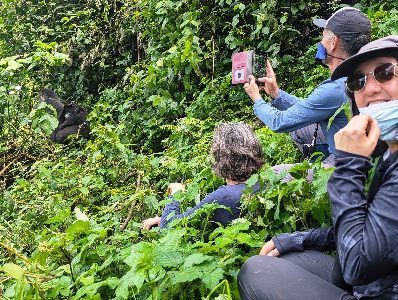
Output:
[39, 89, 91, 144]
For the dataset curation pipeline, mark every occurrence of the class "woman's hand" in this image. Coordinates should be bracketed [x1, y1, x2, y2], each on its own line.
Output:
[142, 216, 161, 230]
[167, 182, 186, 196]
[335, 115, 380, 157]
[259, 239, 280, 257]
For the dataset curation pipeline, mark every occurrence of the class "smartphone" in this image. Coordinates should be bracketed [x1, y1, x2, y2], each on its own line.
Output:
[253, 51, 267, 86]
[231, 50, 267, 85]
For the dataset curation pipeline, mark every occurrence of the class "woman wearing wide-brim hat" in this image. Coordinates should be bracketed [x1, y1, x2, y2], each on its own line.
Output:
[238, 35, 398, 300]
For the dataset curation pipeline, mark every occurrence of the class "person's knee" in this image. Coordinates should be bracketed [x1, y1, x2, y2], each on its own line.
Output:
[239, 256, 264, 299]
[238, 256, 275, 291]
[239, 255, 291, 299]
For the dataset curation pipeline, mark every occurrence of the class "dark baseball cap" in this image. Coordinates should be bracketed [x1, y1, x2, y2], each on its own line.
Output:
[332, 35, 398, 80]
[313, 7, 371, 41]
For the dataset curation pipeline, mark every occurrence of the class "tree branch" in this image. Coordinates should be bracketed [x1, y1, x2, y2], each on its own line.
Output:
[120, 173, 141, 231]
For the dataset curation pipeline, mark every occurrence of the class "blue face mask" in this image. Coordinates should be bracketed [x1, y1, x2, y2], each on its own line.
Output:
[358, 100, 398, 142]
[315, 43, 327, 65]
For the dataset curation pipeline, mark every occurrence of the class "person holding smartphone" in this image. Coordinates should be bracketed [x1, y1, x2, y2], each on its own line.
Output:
[238, 35, 398, 300]
[244, 7, 371, 167]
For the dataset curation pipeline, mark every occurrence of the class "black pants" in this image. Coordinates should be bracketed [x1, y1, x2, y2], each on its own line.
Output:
[238, 250, 355, 300]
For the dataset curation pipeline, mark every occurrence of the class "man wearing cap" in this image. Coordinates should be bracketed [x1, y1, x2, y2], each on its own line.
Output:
[238, 35, 398, 299]
[244, 7, 371, 166]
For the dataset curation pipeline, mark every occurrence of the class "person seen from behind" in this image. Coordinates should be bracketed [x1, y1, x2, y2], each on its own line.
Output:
[142, 122, 264, 230]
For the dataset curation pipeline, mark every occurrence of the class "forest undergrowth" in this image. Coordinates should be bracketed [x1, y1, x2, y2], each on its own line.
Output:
[1, 0, 397, 298]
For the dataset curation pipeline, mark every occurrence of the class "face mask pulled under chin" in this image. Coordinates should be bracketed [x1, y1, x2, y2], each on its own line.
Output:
[315, 43, 328, 66]
[358, 100, 398, 143]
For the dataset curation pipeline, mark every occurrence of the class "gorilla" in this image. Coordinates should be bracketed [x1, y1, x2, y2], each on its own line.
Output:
[39, 89, 90, 144]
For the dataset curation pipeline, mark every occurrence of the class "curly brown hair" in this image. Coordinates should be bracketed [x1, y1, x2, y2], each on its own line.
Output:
[210, 122, 264, 182]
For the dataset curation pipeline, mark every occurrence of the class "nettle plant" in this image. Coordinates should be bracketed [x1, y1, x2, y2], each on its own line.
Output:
[0, 118, 329, 299]
[1, 0, 398, 299]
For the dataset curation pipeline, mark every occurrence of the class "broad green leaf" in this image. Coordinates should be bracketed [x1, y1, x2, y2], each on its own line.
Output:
[171, 268, 202, 284]
[79, 186, 90, 196]
[115, 268, 146, 298]
[214, 237, 233, 248]
[47, 208, 71, 224]
[148, 265, 166, 282]
[183, 253, 211, 268]
[235, 233, 256, 246]
[80, 275, 95, 285]
[201, 267, 224, 289]
[4, 59, 23, 72]
[155, 251, 184, 267]
[75, 277, 119, 298]
[1, 263, 24, 279]
[246, 173, 259, 188]
[232, 15, 239, 28]
[65, 220, 90, 237]
[124, 242, 154, 268]
[156, 229, 184, 252]
[74, 207, 89, 221]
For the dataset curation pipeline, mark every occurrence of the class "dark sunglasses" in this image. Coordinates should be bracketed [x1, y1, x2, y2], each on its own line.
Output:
[346, 62, 398, 92]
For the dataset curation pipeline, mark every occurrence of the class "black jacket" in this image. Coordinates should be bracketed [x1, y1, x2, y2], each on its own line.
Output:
[273, 149, 398, 298]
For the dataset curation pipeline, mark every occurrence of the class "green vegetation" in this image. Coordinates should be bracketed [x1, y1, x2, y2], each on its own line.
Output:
[1, 0, 397, 298]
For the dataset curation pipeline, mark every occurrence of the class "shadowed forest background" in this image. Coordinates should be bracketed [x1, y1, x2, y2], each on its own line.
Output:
[1, 0, 398, 298]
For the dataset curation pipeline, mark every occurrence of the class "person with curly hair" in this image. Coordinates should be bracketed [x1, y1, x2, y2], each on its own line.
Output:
[142, 122, 264, 230]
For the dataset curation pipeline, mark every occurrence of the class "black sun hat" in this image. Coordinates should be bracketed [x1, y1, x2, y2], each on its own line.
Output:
[313, 7, 371, 42]
[332, 35, 398, 80]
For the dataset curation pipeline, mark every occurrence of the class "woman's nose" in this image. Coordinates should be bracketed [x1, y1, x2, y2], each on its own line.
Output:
[363, 74, 382, 95]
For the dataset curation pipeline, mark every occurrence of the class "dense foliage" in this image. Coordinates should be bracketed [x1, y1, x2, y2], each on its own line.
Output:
[1, 0, 397, 298]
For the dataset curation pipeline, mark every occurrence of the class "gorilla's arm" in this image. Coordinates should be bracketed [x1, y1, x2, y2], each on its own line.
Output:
[39, 89, 64, 117]
[52, 122, 90, 143]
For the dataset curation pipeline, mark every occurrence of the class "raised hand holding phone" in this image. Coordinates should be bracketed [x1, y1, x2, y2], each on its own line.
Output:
[244, 75, 262, 102]
[256, 59, 279, 99]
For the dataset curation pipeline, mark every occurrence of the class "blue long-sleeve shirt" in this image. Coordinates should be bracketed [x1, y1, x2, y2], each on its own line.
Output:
[253, 77, 348, 154]
[160, 182, 259, 228]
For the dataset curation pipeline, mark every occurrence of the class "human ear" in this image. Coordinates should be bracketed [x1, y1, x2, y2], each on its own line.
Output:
[330, 35, 339, 52]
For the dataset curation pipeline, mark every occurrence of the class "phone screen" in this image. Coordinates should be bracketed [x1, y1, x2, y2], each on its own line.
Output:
[253, 52, 267, 78]
[231, 50, 267, 85]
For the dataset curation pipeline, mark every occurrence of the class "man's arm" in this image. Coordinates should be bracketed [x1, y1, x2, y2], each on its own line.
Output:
[245, 59, 280, 100]
[252, 78, 346, 132]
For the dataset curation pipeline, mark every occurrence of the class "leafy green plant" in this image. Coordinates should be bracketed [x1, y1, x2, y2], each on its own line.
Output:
[1, 0, 397, 298]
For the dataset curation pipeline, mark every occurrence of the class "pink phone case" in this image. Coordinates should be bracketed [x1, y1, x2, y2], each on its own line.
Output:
[231, 50, 254, 84]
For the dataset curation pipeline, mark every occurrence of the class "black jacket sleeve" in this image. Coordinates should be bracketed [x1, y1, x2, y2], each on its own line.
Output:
[272, 227, 336, 255]
[327, 150, 398, 286]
